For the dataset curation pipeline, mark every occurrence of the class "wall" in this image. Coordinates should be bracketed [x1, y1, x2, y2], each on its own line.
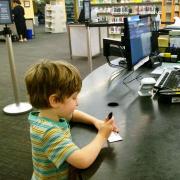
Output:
[20, 0, 34, 19]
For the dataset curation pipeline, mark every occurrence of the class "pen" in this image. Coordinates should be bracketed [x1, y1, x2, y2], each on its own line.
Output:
[107, 112, 113, 120]
[107, 112, 113, 147]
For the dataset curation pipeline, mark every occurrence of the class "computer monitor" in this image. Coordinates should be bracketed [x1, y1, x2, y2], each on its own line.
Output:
[0, 0, 12, 25]
[78, 0, 91, 23]
[124, 15, 152, 71]
[78, 8, 85, 23]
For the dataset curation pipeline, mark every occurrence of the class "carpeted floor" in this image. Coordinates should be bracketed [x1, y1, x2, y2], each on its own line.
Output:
[0, 25, 106, 180]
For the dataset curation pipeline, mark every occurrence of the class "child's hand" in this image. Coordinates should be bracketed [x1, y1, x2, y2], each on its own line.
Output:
[105, 115, 119, 133]
[94, 115, 119, 133]
[98, 119, 114, 139]
[94, 119, 104, 131]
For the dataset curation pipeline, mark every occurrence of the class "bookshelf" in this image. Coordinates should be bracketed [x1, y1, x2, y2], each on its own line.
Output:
[161, 0, 180, 24]
[45, 2, 66, 33]
[90, 0, 161, 37]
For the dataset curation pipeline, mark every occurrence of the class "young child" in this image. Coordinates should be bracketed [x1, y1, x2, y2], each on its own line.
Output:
[24, 60, 118, 180]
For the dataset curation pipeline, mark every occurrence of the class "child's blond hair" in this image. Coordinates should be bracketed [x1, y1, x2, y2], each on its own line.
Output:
[24, 59, 82, 109]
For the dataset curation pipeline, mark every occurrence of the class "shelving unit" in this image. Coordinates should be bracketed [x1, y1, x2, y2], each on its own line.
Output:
[91, 0, 161, 37]
[65, 0, 75, 23]
[45, 2, 66, 33]
[161, 0, 180, 24]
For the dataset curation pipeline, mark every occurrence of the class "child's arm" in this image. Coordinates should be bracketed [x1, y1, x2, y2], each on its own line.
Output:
[71, 110, 119, 132]
[71, 110, 101, 126]
[67, 118, 113, 169]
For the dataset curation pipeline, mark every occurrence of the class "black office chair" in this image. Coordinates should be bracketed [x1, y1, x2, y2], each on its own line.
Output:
[103, 38, 127, 81]
[103, 38, 126, 68]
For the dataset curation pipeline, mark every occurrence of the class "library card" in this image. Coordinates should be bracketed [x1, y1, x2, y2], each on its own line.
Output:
[108, 132, 123, 143]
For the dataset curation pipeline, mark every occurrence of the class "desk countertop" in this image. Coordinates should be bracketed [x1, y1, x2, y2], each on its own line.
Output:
[68, 22, 124, 27]
[71, 62, 180, 180]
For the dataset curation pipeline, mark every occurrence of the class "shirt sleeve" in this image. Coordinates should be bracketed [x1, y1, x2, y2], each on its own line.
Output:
[42, 127, 79, 168]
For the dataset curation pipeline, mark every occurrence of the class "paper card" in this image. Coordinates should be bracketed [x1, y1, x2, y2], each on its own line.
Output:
[170, 37, 180, 48]
[108, 132, 123, 143]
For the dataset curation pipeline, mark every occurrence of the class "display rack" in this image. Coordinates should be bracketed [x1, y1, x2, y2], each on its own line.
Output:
[91, 0, 161, 37]
[45, 2, 66, 33]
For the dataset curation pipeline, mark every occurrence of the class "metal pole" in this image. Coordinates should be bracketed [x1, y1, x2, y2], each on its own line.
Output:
[98, 27, 101, 50]
[67, 24, 72, 60]
[3, 27, 32, 114]
[6, 34, 20, 105]
[86, 26, 93, 72]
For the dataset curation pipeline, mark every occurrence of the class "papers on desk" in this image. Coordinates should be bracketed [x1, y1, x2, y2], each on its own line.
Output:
[108, 132, 123, 143]
[151, 63, 180, 75]
[169, 29, 180, 48]
[170, 37, 180, 48]
[166, 17, 180, 30]
[166, 25, 180, 30]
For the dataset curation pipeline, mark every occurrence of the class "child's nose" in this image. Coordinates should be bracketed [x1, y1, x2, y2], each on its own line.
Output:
[76, 97, 79, 106]
[76, 99, 78, 106]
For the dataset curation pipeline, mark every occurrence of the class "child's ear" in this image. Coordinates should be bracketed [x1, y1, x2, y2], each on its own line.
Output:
[49, 94, 60, 108]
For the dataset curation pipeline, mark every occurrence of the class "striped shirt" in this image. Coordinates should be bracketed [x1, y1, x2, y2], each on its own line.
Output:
[28, 111, 79, 180]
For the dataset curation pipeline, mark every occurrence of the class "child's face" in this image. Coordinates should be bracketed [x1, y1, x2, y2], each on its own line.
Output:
[58, 92, 79, 120]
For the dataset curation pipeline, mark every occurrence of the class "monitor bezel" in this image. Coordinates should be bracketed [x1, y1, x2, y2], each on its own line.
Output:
[124, 14, 152, 71]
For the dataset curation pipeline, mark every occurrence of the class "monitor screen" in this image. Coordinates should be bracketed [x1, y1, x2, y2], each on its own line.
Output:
[83, 0, 91, 22]
[0, 0, 12, 24]
[124, 15, 152, 71]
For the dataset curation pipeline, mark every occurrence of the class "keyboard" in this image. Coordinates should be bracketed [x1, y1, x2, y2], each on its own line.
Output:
[154, 69, 171, 89]
[163, 70, 180, 88]
[154, 69, 180, 90]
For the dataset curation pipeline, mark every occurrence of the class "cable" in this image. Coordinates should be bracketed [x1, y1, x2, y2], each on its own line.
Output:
[123, 71, 143, 84]
[106, 56, 127, 69]
[122, 70, 134, 84]
[105, 42, 126, 68]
